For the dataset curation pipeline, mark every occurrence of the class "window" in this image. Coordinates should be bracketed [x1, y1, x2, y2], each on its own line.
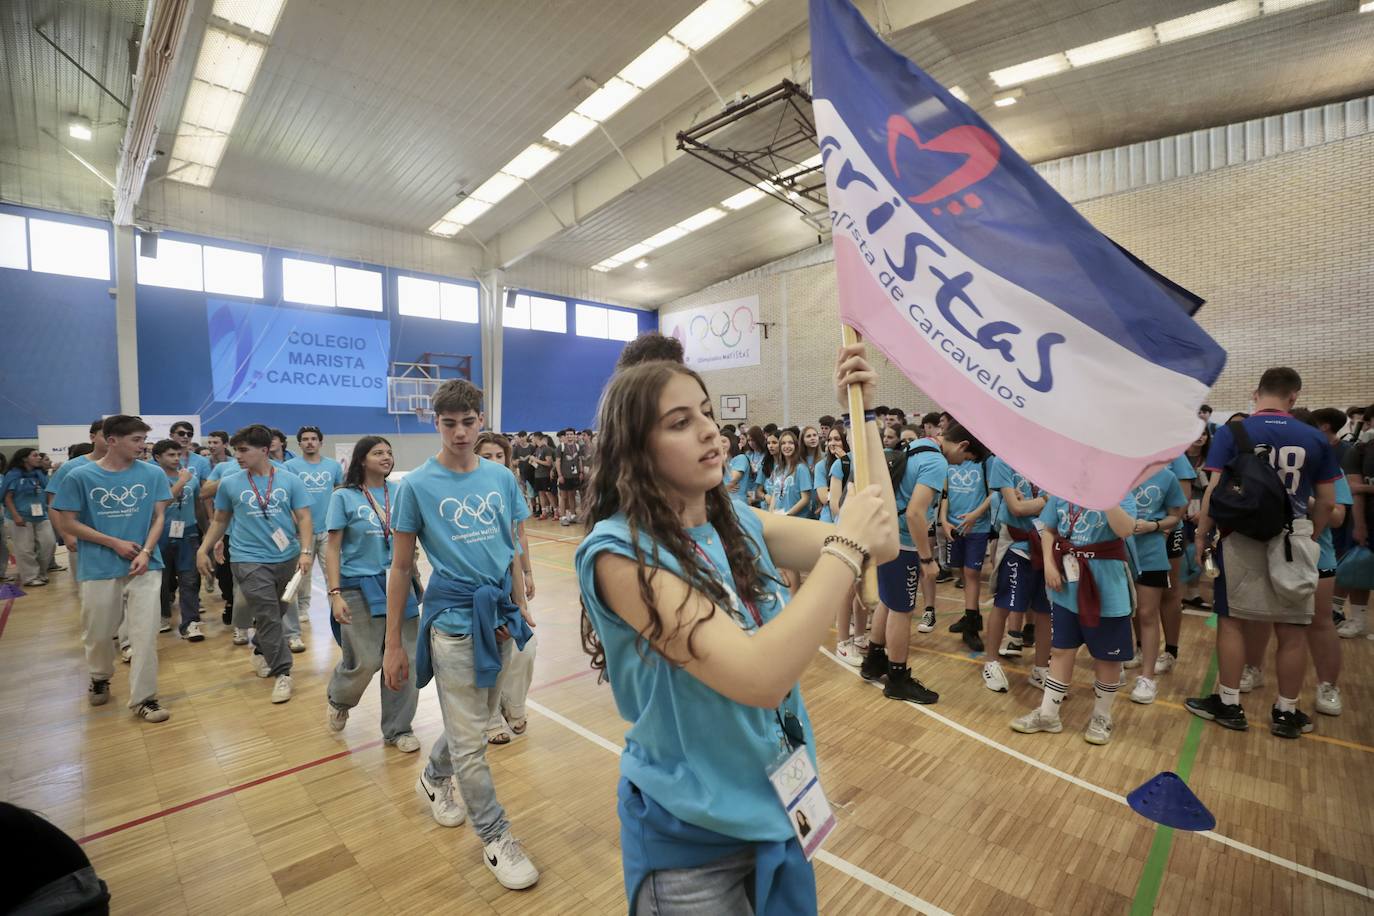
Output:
[0, 214, 26, 270]
[503, 292, 531, 329]
[282, 257, 335, 307]
[440, 282, 478, 323]
[575, 303, 608, 339]
[607, 308, 640, 341]
[528, 294, 567, 333]
[399, 276, 479, 323]
[137, 236, 203, 291]
[203, 245, 263, 298]
[28, 218, 109, 280]
[335, 265, 382, 312]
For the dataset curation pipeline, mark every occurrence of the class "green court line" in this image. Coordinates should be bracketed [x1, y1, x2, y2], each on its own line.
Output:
[1129, 651, 1218, 915]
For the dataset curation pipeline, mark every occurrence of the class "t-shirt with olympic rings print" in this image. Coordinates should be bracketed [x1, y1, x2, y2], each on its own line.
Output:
[213, 468, 312, 564]
[392, 456, 530, 636]
[54, 460, 172, 582]
[284, 456, 344, 532]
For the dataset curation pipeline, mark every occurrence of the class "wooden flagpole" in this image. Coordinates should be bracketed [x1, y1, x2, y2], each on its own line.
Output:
[841, 324, 880, 608]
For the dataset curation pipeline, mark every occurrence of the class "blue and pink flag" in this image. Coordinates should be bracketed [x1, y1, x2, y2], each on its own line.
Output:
[811, 0, 1226, 508]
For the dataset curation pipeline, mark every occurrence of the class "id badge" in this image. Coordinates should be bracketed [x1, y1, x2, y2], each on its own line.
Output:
[767, 745, 836, 860]
[29, 502, 43, 517]
[1062, 554, 1081, 583]
[169, 520, 186, 539]
[270, 527, 291, 551]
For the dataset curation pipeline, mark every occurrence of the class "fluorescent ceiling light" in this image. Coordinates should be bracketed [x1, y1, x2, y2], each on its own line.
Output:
[574, 77, 640, 122]
[611, 242, 655, 262]
[67, 117, 92, 141]
[428, 219, 463, 238]
[993, 95, 1018, 108]
[676, 207, 726, 232]
[643, 226, 689, 248]
[948, 86, 969, 103]
[1065, 28, 1157, 67]
[500, 142, 560, 180]
[721, 186, 767, 210]
[989, 52, 1070, 88]
[166, 160, 216, 186]
[669, 0, 753, 50]
[1261, 0, 1324, 9]
[1155, 1, 1259, 44]
[590, 263, 614, 273]
[171, 131, 230, 167]
[618, 35, 690, 89]
[469, 172, 523, 205]
[1362, 1, 1374, 11]
[444, 196, 495, 225]
[634, 258, 650, 269]
[543, 111, 598, 147]
[194, 28, 266, 93]
[181, 80, 246, 133]
[211, 0, 287, 36]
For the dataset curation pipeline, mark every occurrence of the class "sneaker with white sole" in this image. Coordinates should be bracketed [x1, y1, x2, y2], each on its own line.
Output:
[1028, 666, 1048, 690]
[135, 699, 171, 723]
[271, 675, 292, 703]
[232, 627, 249, 646]
[387, 733, 421, 753]
[89, 679, 110, 706]
[120, 644, 132, 664]
[287, 636, 306, 653]
[998, 633, 1023, 658]
[835, 638, 863, 667]
[982, 660, 1009, 693]
[250, 652, 272, 678]
[1315, 682, 1342, 717]
[1123, 650, 1142, 670]
[916, 609, 936, 633]
[159, 619, 173, 634]
[1083, 714, 1113, 745]
[1239, 664, 1264, 693]
[1129, 676, 1157, 705]
[1010, 709, 1063, 734]
[327, 703, 348, 731]
[1336, 614, 1367, 638]
[181, 620, 205, 642]
[1154, 652, 1176, 675]
[482, 831, 539, 890]
[416, 772, 466, 827]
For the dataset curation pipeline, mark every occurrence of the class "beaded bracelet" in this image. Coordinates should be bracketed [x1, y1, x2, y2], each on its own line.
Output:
[820, 545, 863, 580]
[823, 533, 871, 562]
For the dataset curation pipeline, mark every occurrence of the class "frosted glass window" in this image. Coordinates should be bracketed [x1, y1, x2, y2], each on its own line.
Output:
[0, 214, 27, 270]
[28, 218, 110, 280]
[440, 282, 478, 323]
[529, 295, 567, 333]
[503, 292, 531, 329]
[575, 303, 608, 338]
[335, 265, 382, 312]
[282, 257, 335, 306]
[398, 275, 441, 318]
[137, 236, 203, 291]
[203, 245, 264, 298]
[607, 309, 640, 341]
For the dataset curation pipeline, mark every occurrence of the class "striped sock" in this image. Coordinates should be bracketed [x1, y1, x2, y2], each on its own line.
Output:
[1039, 676, 1068, 718]
[1093, 679, 1120, 719]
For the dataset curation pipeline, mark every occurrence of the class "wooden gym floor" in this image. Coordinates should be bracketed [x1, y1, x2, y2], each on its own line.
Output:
[1, 518, 1371, 915]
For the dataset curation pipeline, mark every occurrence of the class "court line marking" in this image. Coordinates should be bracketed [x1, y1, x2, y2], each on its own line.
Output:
[817, 647, 1374, 900]
[524, 697, 951, 915]
[0, 597, 14, 641]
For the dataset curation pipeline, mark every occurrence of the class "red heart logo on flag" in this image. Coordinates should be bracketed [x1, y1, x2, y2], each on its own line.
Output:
[886, 114, 1001, 210]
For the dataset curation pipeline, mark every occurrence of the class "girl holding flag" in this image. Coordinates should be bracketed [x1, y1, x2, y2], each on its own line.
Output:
[575, 342, 896, 914]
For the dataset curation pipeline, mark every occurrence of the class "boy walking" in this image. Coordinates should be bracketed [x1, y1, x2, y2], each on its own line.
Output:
[152, 439, 204, 642]
[285, 425, 344, 633]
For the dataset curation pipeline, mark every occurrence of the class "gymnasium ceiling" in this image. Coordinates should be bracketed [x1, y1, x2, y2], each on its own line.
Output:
[3, 0, 1373, 305]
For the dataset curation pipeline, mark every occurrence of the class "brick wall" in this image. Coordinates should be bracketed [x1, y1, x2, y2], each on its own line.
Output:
[664, 130, 1374, 430]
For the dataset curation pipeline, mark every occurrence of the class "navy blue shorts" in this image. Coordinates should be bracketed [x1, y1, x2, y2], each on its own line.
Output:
[993, 552, 1050, 615]
[877, 549, 920, 612]
[948, 532, 990, 571]
[1050, 605, 1135, 662]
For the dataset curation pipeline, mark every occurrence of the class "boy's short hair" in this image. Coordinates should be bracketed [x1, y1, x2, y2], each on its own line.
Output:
[1347, 406, 1365, 419]
[89, 419, 105, 434]
[1308, 407, 1346, 433]
[152, 438, 181, 458]
[170, 420, 195, 435]
[68, 442, 95, 459]
[102, 415, 152, 438]
[230, 424, 272, 449]
[874, 406, 889, 416]
[616, 332, 684, 369]
[208, 430, 229, 443]
[296, 425, 323, 442]
[763, 423, 778, 436]
[269, 428, 287, 445]
[1199, 404, 1213, 414]
[819, 415, 836, 427]
[432, 379, 484, 416]
[921, 412, 942, 427]
[1256, 367, 1302, 397]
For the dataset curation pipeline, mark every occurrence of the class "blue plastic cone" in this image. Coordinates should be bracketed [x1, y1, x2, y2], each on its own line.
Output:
[1128, 771, 1215, 831]
[0, 584, 25, 600]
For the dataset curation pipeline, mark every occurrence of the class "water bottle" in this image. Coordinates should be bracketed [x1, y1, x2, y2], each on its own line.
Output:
[1203, 549, 1219, 579]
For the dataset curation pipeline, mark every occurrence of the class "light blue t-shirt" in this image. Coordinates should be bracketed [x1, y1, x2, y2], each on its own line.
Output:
[53, 460, 171, 581]
[45, 454, 90, 496]
[160, 470, 201, 538]
[179, 451, 212, 481]
[1130, 468, 1187, 572]
[896, 438, 948, 549]
[284, 456, 344, 534]
[393, 456, 530, 635]
[727, 454, 752, 504]
[820, 455, 846, 523]
[213, 467, 312, 563]
[987, 456, 1040, 557]
[945, 459, 991, 534]
[772, 462, 813, 516]
[1039, 494, 1138, 616]
[575, 500, 812, 842]
[745, 452, 765, 498]
[327, 485, 394, 577]
[1168, 454, 1197, 485]
[1318, 475, 1353, 571]
[3, 469, 49, 521]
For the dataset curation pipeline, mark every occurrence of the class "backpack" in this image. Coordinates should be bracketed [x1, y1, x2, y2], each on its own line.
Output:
[1209, 420, 1293, 541]
[836, 442, 940, 509]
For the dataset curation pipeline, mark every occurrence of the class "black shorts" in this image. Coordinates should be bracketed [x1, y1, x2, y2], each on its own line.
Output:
[559, 476, 582, 493]
[1166, 525, 1185, 559]
[1136, 569, 1170, 589]
[534, 477, 555, 493]
[1319, 568, 1335, 580]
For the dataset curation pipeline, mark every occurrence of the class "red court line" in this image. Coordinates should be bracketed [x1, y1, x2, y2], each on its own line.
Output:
[529, 667, 596, 693]
[0, 598, 14, 641]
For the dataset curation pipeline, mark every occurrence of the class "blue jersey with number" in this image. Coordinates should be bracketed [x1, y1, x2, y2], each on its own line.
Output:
[1204, 411, 1341, 517]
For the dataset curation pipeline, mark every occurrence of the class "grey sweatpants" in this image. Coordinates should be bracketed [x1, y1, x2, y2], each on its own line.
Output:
[232, 559, 298, 677]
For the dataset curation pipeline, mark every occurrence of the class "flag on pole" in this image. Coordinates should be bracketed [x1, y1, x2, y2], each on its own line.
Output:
[810, 0, 1226, 508]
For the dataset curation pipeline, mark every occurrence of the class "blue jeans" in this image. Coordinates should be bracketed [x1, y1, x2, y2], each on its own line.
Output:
[424, 630, 513, 843]
[634, 849, 756, 915]
[159, 536, 202, 632]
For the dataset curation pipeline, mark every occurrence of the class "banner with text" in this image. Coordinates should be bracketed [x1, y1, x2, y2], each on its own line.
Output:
[664, 296, 761, 372]
[206, 299, 390, 408]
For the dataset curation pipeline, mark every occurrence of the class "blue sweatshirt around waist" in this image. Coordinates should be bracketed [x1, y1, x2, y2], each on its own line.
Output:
[415, 569, 531, 688]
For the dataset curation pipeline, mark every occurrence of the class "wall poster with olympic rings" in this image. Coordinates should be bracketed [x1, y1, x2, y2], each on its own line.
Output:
[663, 295, 761, 372]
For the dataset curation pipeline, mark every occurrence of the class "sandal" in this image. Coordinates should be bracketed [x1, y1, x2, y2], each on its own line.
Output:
[486, 726, 512, 745]
[508, 717, 527, 736]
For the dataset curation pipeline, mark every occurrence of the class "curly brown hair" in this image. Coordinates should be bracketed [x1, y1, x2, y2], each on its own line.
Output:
[580, 361, 778, 677]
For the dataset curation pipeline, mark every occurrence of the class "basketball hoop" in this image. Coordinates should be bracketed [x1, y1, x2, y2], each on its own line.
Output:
[413, 405, 435, 425]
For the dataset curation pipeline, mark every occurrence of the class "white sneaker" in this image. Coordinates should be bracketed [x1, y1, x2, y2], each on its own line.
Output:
[158, 619, 173, 634]
[181, 620, 205, 642]
[836, 638, 863, 667]
[250, 652, 272, 678]
[232, 627, 249, 646]
[1010, 709, 1063, 734]
[1336, 614, 1366, 638]
[1239, 664, 1265, 693]
[1130, 676, 1157, 705]
[1028, 666, 1048, 690]
[917, 609, 936, 633]
[1154, 652, 1176, 675]
[1123, 650, 1142, 670]
[119, 644, 132, 664]
[388, 733, 421, 753]
[327, 703, 348, 731]
[982, 660, 1009, 693]
[287, 636, 306, 653]
[271, 675, 292, 704]
[1083, 714, 1113, 745]
[998, 633, 1023, 658]
[416, 772, 466, 827]
[1315, 682, 1342, 717]
[482, 831, 539, 890]
[852, 634, 869, 652]
[135, 699, 171, 723]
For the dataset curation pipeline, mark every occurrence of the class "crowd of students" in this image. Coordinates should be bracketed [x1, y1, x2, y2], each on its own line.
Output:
[12, 327, 1370, 912]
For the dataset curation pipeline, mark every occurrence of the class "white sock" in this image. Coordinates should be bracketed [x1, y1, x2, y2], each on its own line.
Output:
[1039, 677, 1068, 718]
[1093, 679, 1119, 719]
[1219, 684, 1241, 706]
[1275, 694, 1297, 713]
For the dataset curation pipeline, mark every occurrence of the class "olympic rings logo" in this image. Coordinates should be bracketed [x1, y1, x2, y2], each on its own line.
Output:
[1059, 508, 1103, 537]
[438, 492, 504, 530]
[684, 305, 756, 350]
[90, 485, 147, 509]
[240, 488, 289, 510]
[297, 470, 334, 489]
[1134, 484, 1162, 511]
[355, 505, 382, 529]
[949, 467, 980, 489]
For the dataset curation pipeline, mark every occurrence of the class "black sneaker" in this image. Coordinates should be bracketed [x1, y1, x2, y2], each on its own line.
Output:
[962, 629, 984, 653]
[1182, 596, 1212, 610]
[883, 667, 939, 704]
[949, 612, 982, 634]
[1022, 622, 1036, 647]
[1332, 610, 1346, 626]
[935, 569, 954, 584]
[221, 605, 233, 625]
[88, 678, 110, 707]
[1185, 694, 1248, 731]
[954, 578, 965, 589]
[860, 645, 889, 682]
[1270, 707, 1312, 739]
